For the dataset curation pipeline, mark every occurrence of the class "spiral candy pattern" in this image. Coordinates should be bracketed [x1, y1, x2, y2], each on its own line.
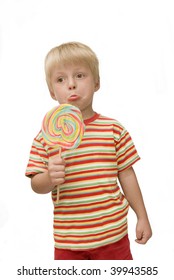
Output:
[42, 104, 85, 149]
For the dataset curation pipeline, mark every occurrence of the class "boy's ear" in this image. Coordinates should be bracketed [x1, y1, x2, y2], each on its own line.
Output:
[94, 78, 100, 92]
[50, 91, 57, 100]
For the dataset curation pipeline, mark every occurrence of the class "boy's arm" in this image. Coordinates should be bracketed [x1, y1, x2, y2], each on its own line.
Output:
[118, 166, 152, 244]
[31, 171, 55, 194]
[31, 156, 65, 194]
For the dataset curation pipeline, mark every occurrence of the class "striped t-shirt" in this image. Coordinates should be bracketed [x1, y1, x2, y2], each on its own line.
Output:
[25, 113, 140, 250]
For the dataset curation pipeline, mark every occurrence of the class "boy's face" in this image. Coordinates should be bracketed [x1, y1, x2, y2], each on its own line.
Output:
[49, 63, 100, 119]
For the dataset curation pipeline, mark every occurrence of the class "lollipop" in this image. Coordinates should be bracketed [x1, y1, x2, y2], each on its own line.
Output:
[42, 104, 85, 203]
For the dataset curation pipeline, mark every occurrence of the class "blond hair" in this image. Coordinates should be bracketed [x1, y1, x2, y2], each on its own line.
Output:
[45, 42, 99, 90]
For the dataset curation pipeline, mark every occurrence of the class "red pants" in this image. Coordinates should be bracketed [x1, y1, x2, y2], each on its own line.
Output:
[54, 234, 133, 260]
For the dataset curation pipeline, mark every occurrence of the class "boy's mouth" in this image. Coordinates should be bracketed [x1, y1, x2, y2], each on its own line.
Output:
[68, 94, 80, 101]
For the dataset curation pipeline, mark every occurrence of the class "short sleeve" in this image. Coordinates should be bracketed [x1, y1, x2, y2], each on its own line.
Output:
[114, 125, 140, 172]
[25, 133, 48, 177]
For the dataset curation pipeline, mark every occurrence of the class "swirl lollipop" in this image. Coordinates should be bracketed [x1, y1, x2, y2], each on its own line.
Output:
[42, 104, 85, 203]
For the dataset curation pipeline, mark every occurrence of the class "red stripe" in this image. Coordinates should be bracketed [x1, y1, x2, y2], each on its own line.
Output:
[118, 149, 137, 164]
[54, 200, 126, 215]
[84, 128, 113, 132]
[65, 151, 116, 160]
[65, 168, 117, 179]
[66, 157, 116, 164]
[55, 227, 127, 244]
[54, 207, 128, 229]
[60, 189, 119, 201]
[30, 150, 48, 158]
[55, 223, 125, 239]
[64, 173, 117, 185]
[54, 193, 119, 209]
[60, 183, 118, 195]
[118, 136, 132, 149]
[27, 163, 47, 169]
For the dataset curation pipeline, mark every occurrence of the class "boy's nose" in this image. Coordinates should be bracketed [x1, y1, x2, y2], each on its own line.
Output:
[69, 84, 76, 90]
[68, 78, 76, 90]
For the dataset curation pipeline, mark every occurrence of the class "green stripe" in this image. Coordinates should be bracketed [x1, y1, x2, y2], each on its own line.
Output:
[54, 205, 128, 221]
[54, 220, 127, 235]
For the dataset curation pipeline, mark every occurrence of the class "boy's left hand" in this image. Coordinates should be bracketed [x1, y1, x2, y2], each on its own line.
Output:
[135, 218, 152, 244]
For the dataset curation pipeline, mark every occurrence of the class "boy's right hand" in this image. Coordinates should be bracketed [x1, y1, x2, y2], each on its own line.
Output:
[48, 156, 66, 186]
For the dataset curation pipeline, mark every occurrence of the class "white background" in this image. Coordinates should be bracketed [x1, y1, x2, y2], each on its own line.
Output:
[0, 0, 174, 279]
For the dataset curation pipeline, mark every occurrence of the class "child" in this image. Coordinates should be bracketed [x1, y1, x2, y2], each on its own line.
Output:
[25, 42, 152, 260]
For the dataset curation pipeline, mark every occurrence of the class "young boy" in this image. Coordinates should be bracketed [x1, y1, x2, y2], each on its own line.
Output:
[25, 42, 152, 260]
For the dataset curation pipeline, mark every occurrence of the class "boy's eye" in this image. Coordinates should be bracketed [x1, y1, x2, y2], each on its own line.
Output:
[76, 73, 85, 79]
[57, 77, 64, 83]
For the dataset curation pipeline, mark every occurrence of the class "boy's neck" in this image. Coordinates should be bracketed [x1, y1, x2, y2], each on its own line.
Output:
[81, 108, 95, 121]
